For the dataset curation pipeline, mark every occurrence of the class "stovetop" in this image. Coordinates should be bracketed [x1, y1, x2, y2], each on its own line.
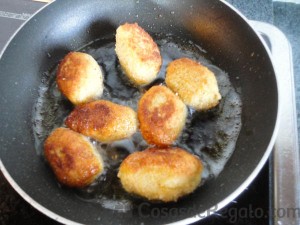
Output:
[0, 1, 299, 225]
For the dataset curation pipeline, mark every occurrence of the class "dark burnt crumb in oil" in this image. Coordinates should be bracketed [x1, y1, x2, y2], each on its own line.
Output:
[32, 33, 242, 211]
[201, 143, 224, 159]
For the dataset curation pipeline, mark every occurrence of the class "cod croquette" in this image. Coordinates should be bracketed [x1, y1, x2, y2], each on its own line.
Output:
[56, 52, 104, 105]
[44, 127, 103, 188]
[138, 85, 187, 146]
[65, 100, 138, 143]
[118, 147, 203, 202]
[166, 58, 221, 110]
[115, 23, 162, 86]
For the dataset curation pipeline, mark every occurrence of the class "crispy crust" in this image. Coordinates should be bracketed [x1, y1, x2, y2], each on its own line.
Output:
[166, 58, 221, 110]
[65, 100, 138, 142]
[138, 85, 187, 146]
[118, 147, 203, 202]
[44, 127, 103, 188]
[56, 52, 103, 105]
[115, 23, 162, 86]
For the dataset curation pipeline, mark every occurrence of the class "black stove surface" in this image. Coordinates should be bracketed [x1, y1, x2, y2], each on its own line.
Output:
[0, 1, 272, 224]
[197, 162, 271, 225]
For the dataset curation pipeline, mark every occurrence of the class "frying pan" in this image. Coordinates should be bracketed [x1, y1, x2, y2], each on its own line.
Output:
[0, 0, 279, 224]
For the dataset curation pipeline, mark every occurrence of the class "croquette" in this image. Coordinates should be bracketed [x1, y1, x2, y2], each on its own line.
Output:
[118, 147, 203, 202]
[65, 100, 138, 143]
[56, 52, 104, 105]
[166, 58, 221, 110]
[44, 127, 103, 188]
[138, 85, 187, 146]
[115, 23, 162, 86]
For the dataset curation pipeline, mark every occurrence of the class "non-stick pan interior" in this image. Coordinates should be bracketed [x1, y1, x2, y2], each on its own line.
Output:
[0, 0, 278, 224]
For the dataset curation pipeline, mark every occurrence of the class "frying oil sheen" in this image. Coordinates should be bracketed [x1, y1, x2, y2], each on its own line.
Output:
[32, 35, 242, 212]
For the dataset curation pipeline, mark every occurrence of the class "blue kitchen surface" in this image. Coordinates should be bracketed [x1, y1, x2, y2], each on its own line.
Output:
[0, 0, 299, 224]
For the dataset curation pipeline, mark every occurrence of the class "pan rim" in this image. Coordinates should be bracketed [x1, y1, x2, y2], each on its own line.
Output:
[0, 0, 280, 224]
[0, 160, 81, 225]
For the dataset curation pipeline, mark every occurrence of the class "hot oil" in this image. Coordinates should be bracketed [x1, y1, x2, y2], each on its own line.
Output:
[32, 34, 242, 211]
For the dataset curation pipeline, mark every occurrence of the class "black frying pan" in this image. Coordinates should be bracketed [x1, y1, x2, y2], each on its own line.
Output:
[0, 0, 279, 224]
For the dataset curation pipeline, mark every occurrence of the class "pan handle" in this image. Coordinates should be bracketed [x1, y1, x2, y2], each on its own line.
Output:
[251, 20, 300, 225]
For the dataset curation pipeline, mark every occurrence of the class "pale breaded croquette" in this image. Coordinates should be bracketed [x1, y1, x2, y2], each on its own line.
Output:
[166, 58, 221, 111]
[44, 127, 103, 188]
[56, 52, 104, 105]
[65, 100, 138, 143]
[138, 85, 187, 146]
[118, 147, 203, 202]
[115, 23, 162, 86]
